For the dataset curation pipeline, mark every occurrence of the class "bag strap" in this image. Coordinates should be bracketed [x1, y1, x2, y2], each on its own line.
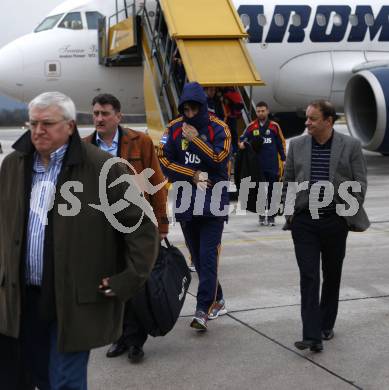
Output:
[164, 238, 171, 248]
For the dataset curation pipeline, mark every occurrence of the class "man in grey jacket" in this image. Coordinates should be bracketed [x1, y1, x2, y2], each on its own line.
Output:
[283, 100, 369, 352]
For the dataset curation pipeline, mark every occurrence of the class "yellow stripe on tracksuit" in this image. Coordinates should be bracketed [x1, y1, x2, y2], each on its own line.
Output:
[158, 120, 196, 178]
[159, 156, 195, 177]
[192, 120, 231, 163]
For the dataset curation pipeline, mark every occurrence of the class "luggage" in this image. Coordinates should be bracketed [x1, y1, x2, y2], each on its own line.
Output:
[132, 238, 191, 336]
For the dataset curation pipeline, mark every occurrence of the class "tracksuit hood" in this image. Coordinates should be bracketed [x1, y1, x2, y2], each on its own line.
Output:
[178, 82, 209, 130]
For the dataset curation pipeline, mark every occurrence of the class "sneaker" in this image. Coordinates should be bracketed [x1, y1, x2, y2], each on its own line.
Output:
[189, 264, 196, 272]
[259, 215, 266, 226]
[190, 310, 208, 331]
[267, 216, 275, 226]
[208, 299, 227, 320]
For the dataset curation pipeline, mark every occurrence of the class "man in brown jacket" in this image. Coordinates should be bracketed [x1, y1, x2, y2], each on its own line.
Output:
[0, 92, 159, 389]
[85, 93, 169, 363]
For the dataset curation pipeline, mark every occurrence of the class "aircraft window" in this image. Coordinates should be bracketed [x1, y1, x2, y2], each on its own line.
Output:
[274, 14, 285, 27]
[35, 14, 64, 32]
[58, 12, 83, 30]
[291, 13, 302, 27]
[86, 12, 104, 30]
[349, 14, 358, 26]
[333, 13, 342, 27]
[257, 14, 267, 27]
[365, 14, 374, 27]
[316, 14, 327, 27]
[240, 14, 250, 28]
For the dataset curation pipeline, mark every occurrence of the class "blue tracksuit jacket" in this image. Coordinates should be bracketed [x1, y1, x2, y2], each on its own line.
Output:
[158, 82, 231, 221]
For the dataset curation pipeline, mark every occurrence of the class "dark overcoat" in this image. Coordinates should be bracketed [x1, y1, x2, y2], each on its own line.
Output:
[0, 130, 159, 352]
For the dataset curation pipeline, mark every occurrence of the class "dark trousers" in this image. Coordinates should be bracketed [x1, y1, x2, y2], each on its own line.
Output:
[0, 334, 27, 390]
[19, 288, 90, 390]
[121, 300, 148, 348]
[263, 171, 278, 216]
[291, 212, 348, 341]
[181, 217, 224, 313]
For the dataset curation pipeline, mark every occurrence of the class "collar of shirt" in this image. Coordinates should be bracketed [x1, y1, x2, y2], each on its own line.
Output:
[312, 129, 334, 148]
[96, 128, 119, 149]
[33, 143, 68, 173]
[259, 119, 270, 129]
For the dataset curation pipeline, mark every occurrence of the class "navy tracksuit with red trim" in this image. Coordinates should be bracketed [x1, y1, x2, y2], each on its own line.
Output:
[158, 82, 231, 313]
[240, 119, 286, 214]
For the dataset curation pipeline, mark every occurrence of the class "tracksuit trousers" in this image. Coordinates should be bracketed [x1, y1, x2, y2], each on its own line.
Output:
[180, 216, 225, 313]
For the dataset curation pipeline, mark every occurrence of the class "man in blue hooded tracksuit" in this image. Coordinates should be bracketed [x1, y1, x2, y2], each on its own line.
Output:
[158, 82, 231, 330]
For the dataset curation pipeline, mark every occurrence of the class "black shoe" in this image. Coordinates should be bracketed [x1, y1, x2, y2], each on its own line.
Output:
[128, 345, 144, 363]
[294, 340, 323, 352]
[106, 340, 128, 358]
[322, 329, 334, 340]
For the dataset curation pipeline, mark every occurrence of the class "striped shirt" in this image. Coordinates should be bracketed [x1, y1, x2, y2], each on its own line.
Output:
[25, 144, 68, 286]
[96, 128, 119, 156]
[310, 133, 336, 217]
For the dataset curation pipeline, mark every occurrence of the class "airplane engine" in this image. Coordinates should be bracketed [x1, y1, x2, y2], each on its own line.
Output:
[345, 68, 389, 155]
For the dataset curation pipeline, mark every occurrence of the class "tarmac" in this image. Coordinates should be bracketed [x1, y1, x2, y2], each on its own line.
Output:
[1, 127, 389, 389]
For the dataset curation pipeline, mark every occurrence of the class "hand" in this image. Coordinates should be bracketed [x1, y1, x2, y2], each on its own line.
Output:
[193, 170, 212, 190]
[99, 277, 116, 297]
[238, 142, 245, 150]
[159, 233, 168, 241]
[182, 123, 199, 142]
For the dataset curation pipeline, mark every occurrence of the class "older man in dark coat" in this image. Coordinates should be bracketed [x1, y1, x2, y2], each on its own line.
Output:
[0, 92, 158, 389]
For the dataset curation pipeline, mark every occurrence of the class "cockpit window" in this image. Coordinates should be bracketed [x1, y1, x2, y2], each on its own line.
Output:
[86, 12, 104, 30]
[58, 12, 83, 30]
[34, 14, 64, 32]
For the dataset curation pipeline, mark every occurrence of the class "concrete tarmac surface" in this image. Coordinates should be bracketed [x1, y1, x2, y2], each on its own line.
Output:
[1, 127, 389, 389]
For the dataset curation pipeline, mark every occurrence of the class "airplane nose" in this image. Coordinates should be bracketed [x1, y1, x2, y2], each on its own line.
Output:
[0, 42, 24, 100]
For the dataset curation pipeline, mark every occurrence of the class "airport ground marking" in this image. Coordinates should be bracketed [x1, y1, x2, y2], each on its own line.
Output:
[227, 313, 363, 390]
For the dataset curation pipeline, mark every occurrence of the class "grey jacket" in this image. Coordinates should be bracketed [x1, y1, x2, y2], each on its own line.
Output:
[283, 131, 370, 232]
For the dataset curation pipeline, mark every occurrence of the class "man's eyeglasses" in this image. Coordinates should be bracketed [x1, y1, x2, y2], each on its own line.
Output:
[27, 119, 68, 129]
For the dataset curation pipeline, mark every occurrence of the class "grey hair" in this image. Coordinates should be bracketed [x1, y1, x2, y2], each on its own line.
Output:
[28, 92, 76, 121]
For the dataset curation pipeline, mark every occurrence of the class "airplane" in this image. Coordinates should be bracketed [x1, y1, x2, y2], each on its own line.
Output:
[0, 0, 389, 155]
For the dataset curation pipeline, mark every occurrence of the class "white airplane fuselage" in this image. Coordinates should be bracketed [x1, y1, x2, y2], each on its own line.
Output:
[1, 0, 389, 152]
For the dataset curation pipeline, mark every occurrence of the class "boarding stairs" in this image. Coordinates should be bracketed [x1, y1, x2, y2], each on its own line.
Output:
[98, 0, 264, 143]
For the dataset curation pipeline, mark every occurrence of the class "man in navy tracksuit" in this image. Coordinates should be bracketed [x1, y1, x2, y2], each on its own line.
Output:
[239, 101, 286, 226]
[158, 82, 231, 330]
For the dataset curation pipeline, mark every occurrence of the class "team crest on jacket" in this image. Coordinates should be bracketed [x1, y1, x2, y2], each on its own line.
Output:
[181, 139, 189, 150]
[253, 130, 260, 136]
[201, 134, 207, 142]
[265, 129, 271, 135]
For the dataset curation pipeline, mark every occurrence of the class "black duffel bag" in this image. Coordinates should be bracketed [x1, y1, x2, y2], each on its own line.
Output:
[132, 238, 191, 337]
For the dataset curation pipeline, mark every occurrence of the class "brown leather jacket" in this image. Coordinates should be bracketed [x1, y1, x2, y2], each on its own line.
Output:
[84, 126, 169, 234]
